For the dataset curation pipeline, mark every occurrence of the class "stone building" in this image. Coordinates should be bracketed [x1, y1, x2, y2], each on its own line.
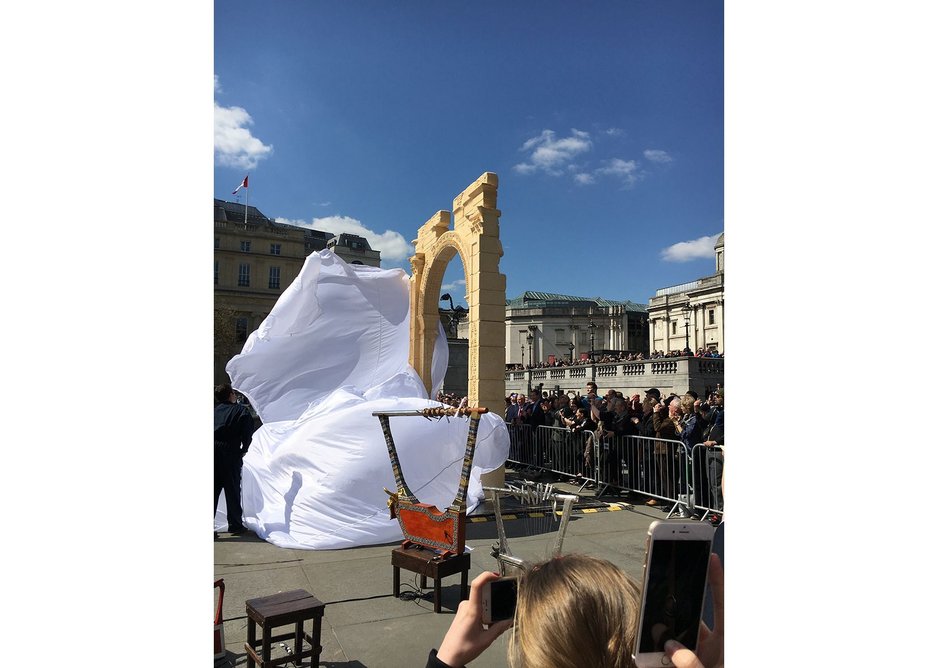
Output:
[214, 198, 380, 383]
[504, 292, 649, 366]
[647, 233, 725, 354]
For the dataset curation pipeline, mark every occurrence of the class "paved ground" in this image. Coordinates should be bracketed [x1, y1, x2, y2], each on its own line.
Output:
[213, 474, 689, 668]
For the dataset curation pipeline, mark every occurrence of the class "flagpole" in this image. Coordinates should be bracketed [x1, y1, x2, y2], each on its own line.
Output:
[244, 178, 248, 228]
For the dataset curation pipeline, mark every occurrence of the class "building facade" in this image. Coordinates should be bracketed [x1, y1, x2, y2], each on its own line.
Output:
[646, 233, 725, 354]
[504, 292, 649, 367]
[214, 198, 380, 384]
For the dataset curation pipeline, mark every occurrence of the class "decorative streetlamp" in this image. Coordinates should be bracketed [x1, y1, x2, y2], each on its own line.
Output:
[681, 304, 691, 355]
[587, 316, 597, 361]
[525, 331, 534, 392]
[568, 342, 575, 363]
[439, 293, 467, 338]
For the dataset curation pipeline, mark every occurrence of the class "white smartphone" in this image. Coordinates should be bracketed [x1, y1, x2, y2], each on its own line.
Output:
[632, 520, 715, 668]
[480, 576, 519, 625]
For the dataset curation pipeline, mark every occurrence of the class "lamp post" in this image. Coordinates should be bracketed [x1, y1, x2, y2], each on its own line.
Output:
[525, 332, 534, 392]
[681, 304, 691, 355]
[587, 317, 597, 361]
[568, 342, 575, 363]
[439, 293, 466, 339]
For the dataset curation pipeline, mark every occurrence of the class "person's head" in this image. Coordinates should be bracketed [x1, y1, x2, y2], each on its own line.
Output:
[685, 390, 699, 400]
[611, 397, 627, 414]
[575, 407, 587, 420]
[515, 394, 526, 406]
[667, 396, 681, 416]
[680, 394, 696, 415]
[215, 382, 234, 403]
[509, 554, 641, 668]
[585, 381, 598, 395]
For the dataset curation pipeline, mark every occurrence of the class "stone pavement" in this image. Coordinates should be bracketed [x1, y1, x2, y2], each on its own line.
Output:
[213, 476, 682, 668]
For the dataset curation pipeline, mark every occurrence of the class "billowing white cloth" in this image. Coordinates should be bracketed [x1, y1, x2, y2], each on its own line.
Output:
[217, 250, 508, 550]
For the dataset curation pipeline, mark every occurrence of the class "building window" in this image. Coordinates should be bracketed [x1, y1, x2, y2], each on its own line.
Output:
[708, 309, 715, 325]
[240, 240, 251, 252]
[270, 243, 281, 255]
[672, 321, 677, 335]
[214, 237, 220, 249]
[238, 263, 250, 287]
[555, 329, 565, 344]
[269, 266, 280, 289]
[236, 317, 248, 343]
[214, 260, 219, 285]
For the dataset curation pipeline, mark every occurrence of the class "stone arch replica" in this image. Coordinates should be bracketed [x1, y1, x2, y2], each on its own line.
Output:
[409, 171, 506, 425]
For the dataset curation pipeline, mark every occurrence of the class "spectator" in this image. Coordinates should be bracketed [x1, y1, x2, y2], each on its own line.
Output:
[426, 553, 724, 668]
[639, 388, 662, 505]
[592, 396, 638, 487]
[548, 395, 576, 473]
[570, 406, 597, 479]
[214, 383, 255, 536]
[505, 393, 520, 423]
[702, 388, 724, 512]
[652, 396, 681, 502]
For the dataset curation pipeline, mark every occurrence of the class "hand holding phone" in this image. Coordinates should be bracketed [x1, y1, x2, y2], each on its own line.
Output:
[633, 521, 715, 668]
[436, 571, 514, 667]
[481, 575, 519, 625]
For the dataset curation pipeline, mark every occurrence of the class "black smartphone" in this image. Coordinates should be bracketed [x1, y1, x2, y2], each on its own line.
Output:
[632, 521, 715, 668]
[480, 576, 519, 625]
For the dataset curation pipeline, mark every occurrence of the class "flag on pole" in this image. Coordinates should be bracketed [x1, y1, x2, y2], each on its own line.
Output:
[232, 175, 249, 194]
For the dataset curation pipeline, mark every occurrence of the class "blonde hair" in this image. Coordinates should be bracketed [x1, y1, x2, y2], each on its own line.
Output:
[680, 394, 695, 414]
[509, 554, 641, 668]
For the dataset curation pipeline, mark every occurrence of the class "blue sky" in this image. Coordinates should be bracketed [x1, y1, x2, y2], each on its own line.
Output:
[214, 1, 723, 306]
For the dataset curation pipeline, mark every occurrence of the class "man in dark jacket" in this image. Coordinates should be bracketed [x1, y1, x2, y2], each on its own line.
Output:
[702, 388, 724, 512]
[214, 383, 255, 535]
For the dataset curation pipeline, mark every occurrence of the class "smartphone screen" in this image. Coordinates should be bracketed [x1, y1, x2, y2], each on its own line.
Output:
[637, 537, 711, 653]
[487, 577, 519, 623]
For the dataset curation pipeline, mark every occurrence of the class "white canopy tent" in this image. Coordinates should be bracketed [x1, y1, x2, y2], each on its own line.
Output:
[216, 250, 509, 550]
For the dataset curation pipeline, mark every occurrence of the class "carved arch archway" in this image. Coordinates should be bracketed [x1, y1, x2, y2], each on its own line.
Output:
[409, 172, 506, 418]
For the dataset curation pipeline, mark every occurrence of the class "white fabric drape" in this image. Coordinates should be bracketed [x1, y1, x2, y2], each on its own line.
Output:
[216, 250, 508, 550]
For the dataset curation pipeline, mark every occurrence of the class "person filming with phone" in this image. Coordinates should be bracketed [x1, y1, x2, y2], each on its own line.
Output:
[426, 550, 724, 668]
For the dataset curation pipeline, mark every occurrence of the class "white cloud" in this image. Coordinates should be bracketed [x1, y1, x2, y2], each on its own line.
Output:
[644, 149, 672, 163]
[214, 98, 273, 170]
[442, 279, 466, 292]
[661, 234, 722, 262]
[513, 129, 592, 176]
[275, 215, 412, 263]
[596, 158, 642, 187]
[573, 173, 595, 185]
[606, 128, 624, 137]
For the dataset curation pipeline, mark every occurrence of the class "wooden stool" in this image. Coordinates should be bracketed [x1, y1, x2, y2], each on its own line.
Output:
[391, 544, 471, 613]
[244, 589, 325, 667]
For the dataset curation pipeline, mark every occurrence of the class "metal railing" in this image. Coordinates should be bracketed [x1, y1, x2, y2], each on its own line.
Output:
[505, 425, 724, 522]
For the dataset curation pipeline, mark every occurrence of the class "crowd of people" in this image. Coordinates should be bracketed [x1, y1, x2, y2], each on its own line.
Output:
[502, 381, 725, 514]
[506, 348, 723, 370]
[648, 347, 724, 359]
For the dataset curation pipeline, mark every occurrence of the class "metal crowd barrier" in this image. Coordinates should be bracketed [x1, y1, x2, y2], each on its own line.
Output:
[688, 443, 725, 517]
[505, 423, 600, 494]
[504, 424, 724, 522]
